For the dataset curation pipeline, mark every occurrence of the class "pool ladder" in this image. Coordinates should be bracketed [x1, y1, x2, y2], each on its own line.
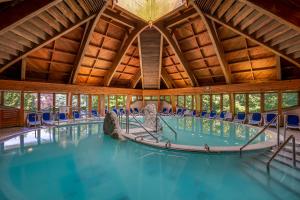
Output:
[240, 115, 280, 156]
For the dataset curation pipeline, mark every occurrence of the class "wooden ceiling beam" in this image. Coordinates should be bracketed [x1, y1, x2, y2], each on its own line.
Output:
[191, 2, 231, 84]
[0, 12, 99, 74]
[154, 22, 199, 87]
[0, 0, 62, 35]
[69, 2, 108, 84]
[165, 9, 198, 28]
[103, 23, 148, 86]
[192, 3, 300, 69]
[130, 70, 141, 88]
[102, 9, 136, 29]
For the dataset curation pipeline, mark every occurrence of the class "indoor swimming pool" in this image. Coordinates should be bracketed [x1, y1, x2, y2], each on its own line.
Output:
[0, 123, 299, 200]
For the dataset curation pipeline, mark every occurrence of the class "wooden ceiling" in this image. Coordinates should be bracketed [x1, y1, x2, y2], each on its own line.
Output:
[0, 0, 300, 89]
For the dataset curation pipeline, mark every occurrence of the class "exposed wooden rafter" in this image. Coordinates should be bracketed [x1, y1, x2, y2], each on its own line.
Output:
[192, 3, 231, 83]
[102, 9, 136, 29]
[103, 23, 148, 86]
[161, 67, 174, 89]
[154, 22, 199, 87]
[69, 2, 108, 84]
[130, 70, 141, 88]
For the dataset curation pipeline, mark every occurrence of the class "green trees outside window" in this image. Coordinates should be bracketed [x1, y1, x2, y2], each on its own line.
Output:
[264, 93, 278, 111]
[249, 94, 260, 113]
[109, 95, 116, 109]
[212, 94, 220, 113]
[72, 95, 78, 108]
[132, 96, 137, 102]
[24, 93, 37, 111]
[55, 94, 67, 107]
[282, 92, 298, 108]
[235, 94, 246, 113]
[117, 95, 126, 108]
[144, 96, 151, 100]
[92, 96, 99, 110]
[40, 94, 53, 110]
[222, 94, 230, 111]
[202, 94, 210, 111]
[177, 96, 184, 107]
[4, 91, 21, 108]
[185, 95, 192, 109]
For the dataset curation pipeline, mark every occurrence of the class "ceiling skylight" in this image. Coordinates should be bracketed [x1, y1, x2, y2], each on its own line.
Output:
[115, 0, 186, 22]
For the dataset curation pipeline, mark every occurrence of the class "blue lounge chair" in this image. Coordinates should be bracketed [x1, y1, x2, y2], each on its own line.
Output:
[192, 110, 196, 117]
[130, 108, 134, 114]
[119, 108, 125, 115]
[264, 113, 277, 127]
[233, 112, 246, 123]
[91, 109, 99, 118]
[209, 111, 217, 119]
[285, 115, 300, 130]
[176, 108, 183, 115]
[249, 112, 262, 126]
[134, 108, 139, 114]
[27, 113, 41, 127]
[59, 113, 68, 122]
[219, 111, 226, 120]
[161, 107, 167, 114]
[201, 111, 207, 118]
[113, 108, 118, 115]
[42, 112, 54, 125]
[72, 111, 81, 120]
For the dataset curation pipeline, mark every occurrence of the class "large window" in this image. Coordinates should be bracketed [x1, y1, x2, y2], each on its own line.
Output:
[235, 94, 246, 113]
[109, 95, 116, 109]
[80, 95, 88, 110]
[105, 96, 108, 109]
[92, 95, 99, 110]
[212, 94, 220, 113]
[24, 93, 38, 111]
[55, 94, 67, 107]
[132, 96, 137, 102]
[40, 93, 53, 110]
[177, 96, 184, 107]
[185, 95, 192, 109]
[264, 93, 278, 111]
[72, 95, 79, 108]
[249, 94, 260, 113]
[282, 92, 298, 108]
[222, 94, 230, 111]
[4, 91, 21, 108]
[202, 94, 210, 111]
[165, 96, 170, 103]
[117, 95, 126, 108]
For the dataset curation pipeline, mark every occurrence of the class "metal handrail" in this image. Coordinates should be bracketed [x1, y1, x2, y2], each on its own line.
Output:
[157, 114, 177, 140]
[267, 135, 296, 171]
[130, 113, 159, 143]
[240, 115, 279, 156]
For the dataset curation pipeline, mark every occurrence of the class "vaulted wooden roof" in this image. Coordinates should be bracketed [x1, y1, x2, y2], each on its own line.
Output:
[0, 0, 300, 89]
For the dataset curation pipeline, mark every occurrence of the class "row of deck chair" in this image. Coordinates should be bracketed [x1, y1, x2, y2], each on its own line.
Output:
[27, 110, 101, 127]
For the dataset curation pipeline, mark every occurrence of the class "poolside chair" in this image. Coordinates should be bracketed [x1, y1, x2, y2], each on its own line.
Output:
[233, 112, 246, 123]
[248, 112, 262, 126]
[192, 110, 197, 117]
[285, 115, 300, 130]
[264, 113, 277, 127]
[27, 113, 41, 127]
[200, 111, 207, 118]
[161, 107, 167, 114]
[130, 108, 134, 114]
[91, 109, 99, 118]
[72, 111, 81, 120]
[42, 112, 54, 125]
[119, 108, 125, 116]
[209, 111, 217, 119]
[218, 111, 226, 120]
[176, 108, 183, 115]
[113, 108, 118, 115]
[134, 108, 139, 114]
[58, 112, 68, 122]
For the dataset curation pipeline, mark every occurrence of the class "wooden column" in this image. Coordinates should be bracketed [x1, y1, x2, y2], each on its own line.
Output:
[171, 95, 176, 113]
[20, 91, 25, 126]
[53, 93, 56, 113]
[97, 94, 101, 115]
[37, 93, 41, 111]
[157, 95, 161, 111]
[260, 92, 265, 113]
[278, 91, 283, 125]
[67, 92, 72, 117]
[99, 94, 105, 116]
[107, 95, 110, 111]
[21, 58, 26, 81]
[200, 94, 203, 112]
[0, 91, 4, 106]
[245, 93, 249, 114]
[126, 95, 132, 111]
[196, 94, 200, 113]
[209, 93, 212, 111]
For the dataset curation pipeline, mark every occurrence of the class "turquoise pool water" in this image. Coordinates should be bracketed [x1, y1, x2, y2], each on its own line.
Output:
[0, 123, 299, 200]
[150, 117, 272, 146]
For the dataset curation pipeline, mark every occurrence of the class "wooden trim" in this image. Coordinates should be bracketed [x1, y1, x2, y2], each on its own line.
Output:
[130, 70, 141, 88]
[161, 67, 174, 89]
[192, 3, 231, 83]
[260, 92, 265, 113]
[276, 55, 282, 80]
[102, 9, 135, 29]
[20, 91, 25, 126]
[21, 58, 26, 81]
[103, 23, 148, 86]
[154, 22, 199, 87]
[70, 2, 108, 84]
